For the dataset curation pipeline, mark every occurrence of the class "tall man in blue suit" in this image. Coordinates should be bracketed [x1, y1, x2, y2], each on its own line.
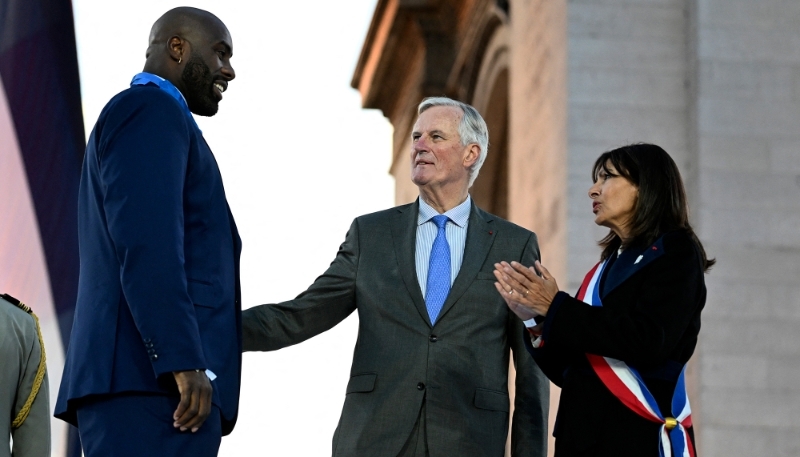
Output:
[55, 8, 241, 456]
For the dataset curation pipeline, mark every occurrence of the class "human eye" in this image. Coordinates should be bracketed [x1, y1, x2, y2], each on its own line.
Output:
[412, 133, 421, 141]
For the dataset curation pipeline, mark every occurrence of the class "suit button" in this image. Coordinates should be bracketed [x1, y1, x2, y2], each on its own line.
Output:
[152, 354, 158, 360]
[147, 349, 155, 355]
[417, 382, 425, 391]
[429, 335, 438, 343]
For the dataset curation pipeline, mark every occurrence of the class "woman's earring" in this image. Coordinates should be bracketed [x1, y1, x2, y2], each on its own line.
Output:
[178, 56, 182, 64]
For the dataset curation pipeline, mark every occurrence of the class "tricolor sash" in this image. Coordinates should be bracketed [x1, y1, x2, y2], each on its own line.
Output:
[577, 261, 695, 457]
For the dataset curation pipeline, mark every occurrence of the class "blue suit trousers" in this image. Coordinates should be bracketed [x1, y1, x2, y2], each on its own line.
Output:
[75, 393, 221, 457]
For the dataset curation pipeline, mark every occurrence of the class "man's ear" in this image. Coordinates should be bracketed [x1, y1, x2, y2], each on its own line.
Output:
[168, 36, 187, 64]
[463, 144, 481, 168]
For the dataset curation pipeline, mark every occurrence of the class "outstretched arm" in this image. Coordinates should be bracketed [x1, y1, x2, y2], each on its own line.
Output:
[242, 218, 361, 352]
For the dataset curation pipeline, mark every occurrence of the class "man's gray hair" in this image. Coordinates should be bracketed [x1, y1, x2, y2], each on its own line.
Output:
[417, 97, 489, 188]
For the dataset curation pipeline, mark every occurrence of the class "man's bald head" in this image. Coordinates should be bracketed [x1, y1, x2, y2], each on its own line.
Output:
[146, 7, 227, 59]
[142, 7, 235, 117]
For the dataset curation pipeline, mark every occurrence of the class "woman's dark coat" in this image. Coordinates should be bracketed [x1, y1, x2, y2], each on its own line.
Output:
[528, 230, 706, 456]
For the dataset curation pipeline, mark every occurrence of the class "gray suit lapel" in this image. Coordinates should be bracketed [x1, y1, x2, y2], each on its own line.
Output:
[434, 203, 496, 326]
[390, 200, 430, 325]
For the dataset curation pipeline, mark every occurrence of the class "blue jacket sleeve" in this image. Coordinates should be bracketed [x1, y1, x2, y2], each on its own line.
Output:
[98, 88, 206, 377]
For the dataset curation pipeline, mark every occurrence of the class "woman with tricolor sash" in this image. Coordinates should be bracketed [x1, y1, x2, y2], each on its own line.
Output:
[493, 143, 714, 457]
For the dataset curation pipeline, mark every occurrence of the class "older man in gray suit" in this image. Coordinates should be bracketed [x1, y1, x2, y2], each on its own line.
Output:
[243, 97, 549, 457]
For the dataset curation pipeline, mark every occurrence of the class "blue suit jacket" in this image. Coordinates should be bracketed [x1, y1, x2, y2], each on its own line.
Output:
[55, 85, 242, 435]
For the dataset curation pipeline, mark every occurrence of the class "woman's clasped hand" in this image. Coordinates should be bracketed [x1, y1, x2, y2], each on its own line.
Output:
[493, 260, 559, 319]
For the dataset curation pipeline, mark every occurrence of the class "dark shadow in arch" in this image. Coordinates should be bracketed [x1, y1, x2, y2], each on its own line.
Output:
[471, 68, 509, 220]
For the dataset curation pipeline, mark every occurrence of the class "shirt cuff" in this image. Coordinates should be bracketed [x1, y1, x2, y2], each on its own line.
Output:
[524, 319, 544, 347]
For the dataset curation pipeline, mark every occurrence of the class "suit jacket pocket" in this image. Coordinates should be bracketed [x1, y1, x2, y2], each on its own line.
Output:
[187, 278, 219, 308]
[346, 373, 377, 394]
[473, 388, 510, 412]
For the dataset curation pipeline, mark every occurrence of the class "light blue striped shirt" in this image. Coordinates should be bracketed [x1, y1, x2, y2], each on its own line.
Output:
[415, 196, 471, 297]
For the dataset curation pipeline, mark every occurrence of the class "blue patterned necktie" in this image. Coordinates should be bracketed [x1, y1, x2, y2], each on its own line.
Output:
[425, 215, 451, 324]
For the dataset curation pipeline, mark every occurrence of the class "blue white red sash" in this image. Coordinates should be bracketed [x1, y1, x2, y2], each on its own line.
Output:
[577, 260, 695, 457]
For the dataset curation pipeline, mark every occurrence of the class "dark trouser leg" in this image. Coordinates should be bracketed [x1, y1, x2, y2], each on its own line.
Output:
[76, 392, 222, 457]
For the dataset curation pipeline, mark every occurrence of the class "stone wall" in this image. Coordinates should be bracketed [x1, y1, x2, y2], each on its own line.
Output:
[566, 0, 692, 292]
[508, 2, 568, 455]
[695, 0, 800, 454]
[566, 0, 800, 454]
[354, 0, 800, 454]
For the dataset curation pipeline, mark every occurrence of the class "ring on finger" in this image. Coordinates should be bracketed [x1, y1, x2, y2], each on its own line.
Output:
[523, 289, 530, 298]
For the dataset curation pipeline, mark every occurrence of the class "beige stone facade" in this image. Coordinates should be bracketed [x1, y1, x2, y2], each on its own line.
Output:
[353, 0, 800, 455]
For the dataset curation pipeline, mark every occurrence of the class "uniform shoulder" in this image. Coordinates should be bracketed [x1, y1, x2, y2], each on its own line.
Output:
[0, 295, 37, 332]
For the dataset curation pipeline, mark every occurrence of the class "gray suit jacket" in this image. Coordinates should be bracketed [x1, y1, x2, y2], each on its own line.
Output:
[243, 200, 549, 457]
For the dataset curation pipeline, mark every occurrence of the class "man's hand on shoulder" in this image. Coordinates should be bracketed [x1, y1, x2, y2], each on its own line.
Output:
[172, 369, 212, 432]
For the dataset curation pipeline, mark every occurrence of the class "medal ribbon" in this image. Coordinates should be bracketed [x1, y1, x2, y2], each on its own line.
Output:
[130, 72, 201, 132]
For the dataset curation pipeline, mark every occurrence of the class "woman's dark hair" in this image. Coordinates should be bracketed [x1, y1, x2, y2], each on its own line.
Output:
[592, 143, 715, 272]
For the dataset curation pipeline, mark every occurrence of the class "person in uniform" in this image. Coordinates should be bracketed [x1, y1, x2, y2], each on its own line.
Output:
[1, 293, 50, 457]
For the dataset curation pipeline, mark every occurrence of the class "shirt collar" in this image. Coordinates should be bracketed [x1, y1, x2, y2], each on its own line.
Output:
[417, 195, 471, 228]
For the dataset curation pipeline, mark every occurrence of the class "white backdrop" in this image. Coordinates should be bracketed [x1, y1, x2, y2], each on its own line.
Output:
[71, 0, 395, 454]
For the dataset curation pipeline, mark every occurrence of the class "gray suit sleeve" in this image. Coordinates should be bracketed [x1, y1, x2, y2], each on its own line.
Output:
[241, 219, 360, 351]
[508, 232, 550, 457]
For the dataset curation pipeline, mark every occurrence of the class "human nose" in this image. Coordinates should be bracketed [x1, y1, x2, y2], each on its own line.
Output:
[222, 61, 235, 81]
[412, 136, 428, 154]
[588, 181, 600, 199]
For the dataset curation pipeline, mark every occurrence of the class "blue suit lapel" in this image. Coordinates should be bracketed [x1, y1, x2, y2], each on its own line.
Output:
[602, 237, 666, 297]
